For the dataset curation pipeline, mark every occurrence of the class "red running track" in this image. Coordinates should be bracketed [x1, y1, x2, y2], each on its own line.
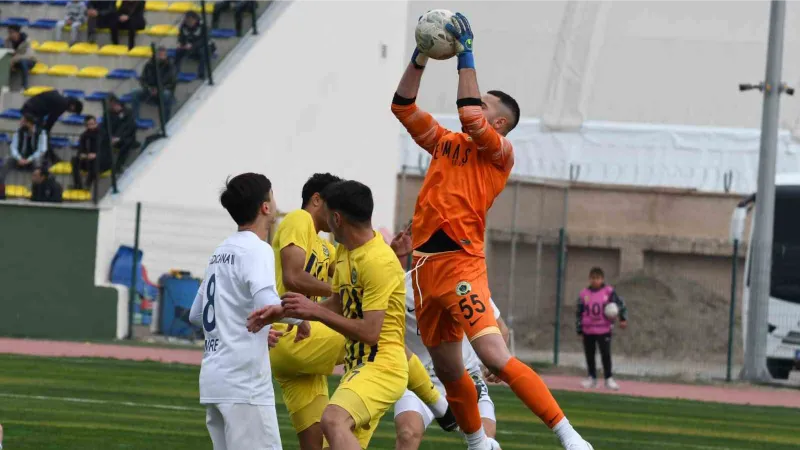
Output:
[1, 338, 799, 408]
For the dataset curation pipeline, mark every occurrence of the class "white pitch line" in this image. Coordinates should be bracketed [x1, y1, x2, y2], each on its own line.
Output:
[0, 393, 202, 412]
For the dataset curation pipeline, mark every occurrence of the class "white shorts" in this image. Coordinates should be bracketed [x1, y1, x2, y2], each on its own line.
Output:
[394, 369, 496, 428]
[205, 403, 283, 450]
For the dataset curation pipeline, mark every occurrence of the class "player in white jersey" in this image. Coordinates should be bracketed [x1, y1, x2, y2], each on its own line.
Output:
[391, 227, 509, 450]
[190, 173, 311, 450]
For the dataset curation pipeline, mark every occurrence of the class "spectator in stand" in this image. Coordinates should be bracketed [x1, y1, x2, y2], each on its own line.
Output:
[175, 11, 213, 80]
[31, 165, 63, 203]
[576, 267, 628, 391]
[5, 25, 36, 90]
[211, 1, 256, 37]
[22, 91, 83, 163]
[86, 1, 118, 44]
[55, 0, 88, 45]
[106, 95, 138, 174]
[116, 1, 146, 50]
[131, 46, 177, 121]
[0, 115, 47, 186]
[72, 115, 102, 190]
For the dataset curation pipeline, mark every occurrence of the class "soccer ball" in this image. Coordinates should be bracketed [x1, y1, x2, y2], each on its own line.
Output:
[604, 302, 619, 321]
[415, 9, 458, 60]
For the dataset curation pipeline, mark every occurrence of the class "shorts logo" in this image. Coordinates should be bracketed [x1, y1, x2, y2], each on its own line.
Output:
[455, 281, 471, 296]
[351, 268, 358, 284]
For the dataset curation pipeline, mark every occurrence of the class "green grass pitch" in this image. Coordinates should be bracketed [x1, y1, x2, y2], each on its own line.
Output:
[0, 354, 798, 449]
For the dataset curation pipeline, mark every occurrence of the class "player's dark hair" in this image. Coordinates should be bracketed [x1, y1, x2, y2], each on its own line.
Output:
[487, 90, 520, 132]
[220, 173, 272, 226]
[589, 267, 605, 278]
[22, 114, 36, 125]
[320, 180, 373, 226]
[301, 173, 343, 208]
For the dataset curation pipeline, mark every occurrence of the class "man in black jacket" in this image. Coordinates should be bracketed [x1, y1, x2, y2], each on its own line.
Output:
[21, 91, 83, 164]
[71, 115, 103, 190]
[175, 11, 213, 79]
[31, 165, 63, 203]
[131, 46, 177, 121]
[107, 95, 138, 174]
[211, 1, 256, 37]
[86, 1, 118, 44]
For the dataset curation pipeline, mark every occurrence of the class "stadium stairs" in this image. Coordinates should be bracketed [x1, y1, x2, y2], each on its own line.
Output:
[0, 0, 270, 203]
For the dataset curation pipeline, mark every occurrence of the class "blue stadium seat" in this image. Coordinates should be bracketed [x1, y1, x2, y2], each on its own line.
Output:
[136, 118, 154, 130]
[166, 48, 176, 58]
[0, 109, 22, 120]
[0, 133, 9, 144]
[1, 17, 30, 27]
[106, 68, 137, 80]
[48, 0, 69, 6]
[86, 91, 110, 102]
[211, 28, 236, 39]
[30, 19, 58, 29]
[61, 114, 86, 126]
[20, 0, 48, 5]
[62, 89, 85, 98]
[177, 72, 197, 83]
[119, 92, 133, 103]
[50, 136, 71, 148]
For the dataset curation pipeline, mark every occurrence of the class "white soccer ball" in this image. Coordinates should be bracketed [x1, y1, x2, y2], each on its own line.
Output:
[415, 9, 458, 60]
[604, 302, 619, 321]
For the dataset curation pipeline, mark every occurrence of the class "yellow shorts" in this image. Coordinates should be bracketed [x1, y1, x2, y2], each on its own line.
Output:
[270, 321, 346, 433]
[328, 356, 408, 449]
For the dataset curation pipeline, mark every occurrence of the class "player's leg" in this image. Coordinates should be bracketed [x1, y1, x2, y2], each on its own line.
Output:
[581, 334, 598, 388]
[598, 333, 618, 390]
[393, 390, 434, 450]
[405, 347, 455, 430]
[219, 403, 283, 450]
[205, 404, 228, 450]
[274, 374, 329, 450]
[474, 373, 501, 449]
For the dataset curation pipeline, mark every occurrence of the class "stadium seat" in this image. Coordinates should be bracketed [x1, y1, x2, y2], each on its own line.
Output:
[30, 40, 41, 50]
[98, 44, 128, 57]
[69, 42, 99, 55]
[37, 40, 69, 53]
[48, 1, 70, 6]
[62, 189, 92, 202]
[166, 2, 194, 13]
[5, 185, 32, 199]
[20, 1, 48, 5]
[0, 18, 31, 27]
[106, 68, 137, 80]
[50, 160, 72, 174]
[50, 136, 72, 148]
[128, 46, 153, 58]
[85, 91, 110, 102]
[136, 118, 154, 130]
[60, 113, 86, 126]
[47, 64, 79, 76]
[145, 1, 169, 12]
[145, 24, 179, 37]
[23, 85, 54, 96]
[0, 133, 10, 144]
[0, 109, 23, 120]
[77, 66, 109, 78]
[177, 72, 197, 83]
[30, 18, 57, 29]
[211, 29, 236, 39]
[119, 92, 134, 103]
[30, 62, 48, 75]
[62, 89, 85, 98]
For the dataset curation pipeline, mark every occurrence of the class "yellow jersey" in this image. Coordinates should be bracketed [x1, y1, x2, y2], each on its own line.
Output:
[272, 209, 335, 302]
[332, 232, 406, 371]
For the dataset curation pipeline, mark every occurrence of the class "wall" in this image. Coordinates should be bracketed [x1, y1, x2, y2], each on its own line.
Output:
[406, 1, 800, 133]
[0, 202, 117, 339]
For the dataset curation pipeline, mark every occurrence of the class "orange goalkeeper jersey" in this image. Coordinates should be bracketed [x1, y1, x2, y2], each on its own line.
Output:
[392, 96, 514, 257]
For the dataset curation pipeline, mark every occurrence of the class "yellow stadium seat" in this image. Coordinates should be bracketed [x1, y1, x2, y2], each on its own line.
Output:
[193, 2, 214, 12]
[100, 170, 112, 179]
[47, 64, 79, 77]
[37, 41, 70, 54]
[50, 161, 73, 175]
[30, 40, 40, 50]
[69, 42, 99, 55]
[77, 66, 110, 78]
[5, 185, 31, 199]
[146, 1, 169, 12]
[145, 24, 179, 37]
[63, 189, 92, 202]
[98, 44, 129, 56]
[23, 86, 55, 97]
[128, 46, 153, 58]
[115, 0, 121, 7]
[167, 2, 194, 13]
[30, 62, 49, 75]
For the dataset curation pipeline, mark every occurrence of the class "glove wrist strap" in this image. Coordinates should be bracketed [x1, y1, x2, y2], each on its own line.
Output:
[457, 53, 475, 70]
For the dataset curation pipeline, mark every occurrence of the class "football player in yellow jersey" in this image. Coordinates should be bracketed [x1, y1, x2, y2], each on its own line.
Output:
[270, 174, 454, 450]
[280, 180, 409, 450]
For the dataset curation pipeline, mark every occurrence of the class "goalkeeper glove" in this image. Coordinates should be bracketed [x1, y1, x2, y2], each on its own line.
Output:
[444, 12, 474, 70]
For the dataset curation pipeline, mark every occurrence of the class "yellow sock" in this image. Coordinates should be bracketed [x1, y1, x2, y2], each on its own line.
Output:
[407, 353, 441, 407]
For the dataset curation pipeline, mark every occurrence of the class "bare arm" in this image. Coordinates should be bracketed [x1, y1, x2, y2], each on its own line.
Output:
[315, 307, 385, 347]
[280, 244, 333, 298]
[456, 70, 514, 171]
[396, 61, 425, 100]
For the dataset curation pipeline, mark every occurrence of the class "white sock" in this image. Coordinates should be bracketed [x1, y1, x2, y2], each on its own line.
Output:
[465, 427, 487, 450]
[553, 417, 581, 443]
[428, 395, 449, 418]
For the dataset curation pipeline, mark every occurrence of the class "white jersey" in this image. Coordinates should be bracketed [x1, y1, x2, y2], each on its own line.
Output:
[189, 231, 285, 406]
[403, 273, 501, 374]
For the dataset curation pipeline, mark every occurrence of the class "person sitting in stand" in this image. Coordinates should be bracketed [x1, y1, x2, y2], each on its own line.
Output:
[131, 46, 177, 121]
[175, 11, 214, 80]
[0, 115, 47, 187]
[106, 95, 138, 174]
[72, 115, 103, 190]
[31, 164, 63, 203]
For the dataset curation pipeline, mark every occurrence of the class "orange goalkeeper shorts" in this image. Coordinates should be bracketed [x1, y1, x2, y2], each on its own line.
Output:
[410, 250, 500, 348]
